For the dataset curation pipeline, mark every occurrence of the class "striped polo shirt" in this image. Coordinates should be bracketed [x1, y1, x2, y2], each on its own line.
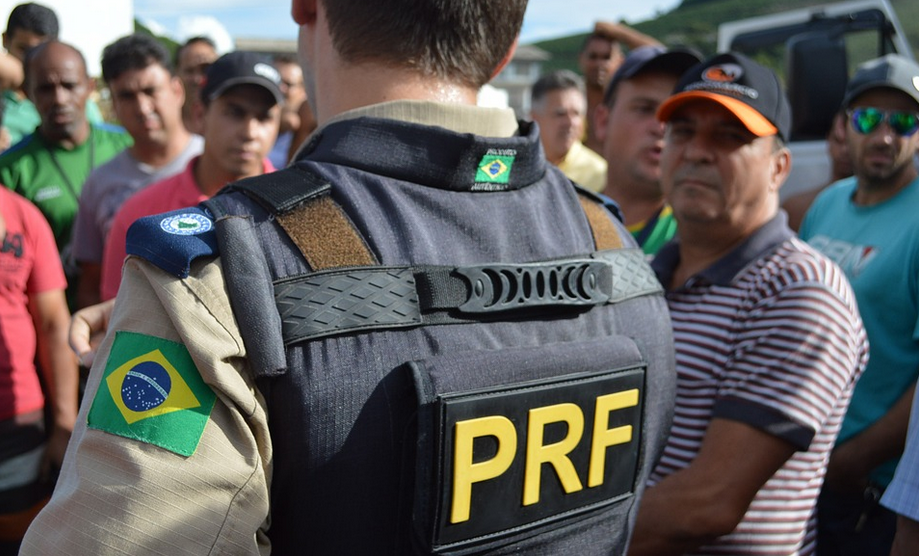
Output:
[650, 214, 868, 555]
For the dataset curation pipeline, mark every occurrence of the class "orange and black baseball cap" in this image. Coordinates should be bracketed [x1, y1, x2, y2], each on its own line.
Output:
[657, 52, 791, 141]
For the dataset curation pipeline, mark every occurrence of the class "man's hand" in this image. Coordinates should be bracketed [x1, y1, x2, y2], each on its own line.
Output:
[824, 440, 873, 494]
[592, 21, 662, 49]
[30, 289, 79, 481]
[40, 425, 73, 479]
[891, 515, 919, 556]
[70, 299, 115, 368]
[823, 383, 916, 494]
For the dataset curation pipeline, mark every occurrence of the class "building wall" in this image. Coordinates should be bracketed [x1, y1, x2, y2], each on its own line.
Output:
[490, 46, 550, 119]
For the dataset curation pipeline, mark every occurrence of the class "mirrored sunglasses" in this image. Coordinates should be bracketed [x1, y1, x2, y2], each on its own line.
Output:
[848, 107, 919, 137]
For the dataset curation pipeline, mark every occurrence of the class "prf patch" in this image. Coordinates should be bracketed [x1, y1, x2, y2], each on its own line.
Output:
[88, 331, 216, 456]
[431, 369, 643, 550]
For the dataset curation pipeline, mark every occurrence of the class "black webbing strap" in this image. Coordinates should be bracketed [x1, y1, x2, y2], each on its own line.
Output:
[204, 196, 289, 377]
[275, 249, 661, 345]
[230, 165, 378, 271]
[216, 167, 640, 355]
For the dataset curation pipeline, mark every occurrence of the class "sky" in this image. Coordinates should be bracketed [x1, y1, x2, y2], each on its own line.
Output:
[133, 0, 683, 51]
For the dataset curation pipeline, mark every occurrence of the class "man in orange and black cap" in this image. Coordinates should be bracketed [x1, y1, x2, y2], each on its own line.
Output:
[626, 52, 869, 556]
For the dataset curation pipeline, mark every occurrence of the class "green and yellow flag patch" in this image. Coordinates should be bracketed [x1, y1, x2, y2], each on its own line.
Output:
[88, 331, 216, 456]
[475, 154, 514, 184]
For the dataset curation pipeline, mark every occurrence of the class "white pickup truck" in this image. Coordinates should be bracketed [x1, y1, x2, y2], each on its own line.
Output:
[717, 0, 915, 198]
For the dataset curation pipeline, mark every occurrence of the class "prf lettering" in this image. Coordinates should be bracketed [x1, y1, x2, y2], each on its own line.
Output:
[450, 389, 639, 523]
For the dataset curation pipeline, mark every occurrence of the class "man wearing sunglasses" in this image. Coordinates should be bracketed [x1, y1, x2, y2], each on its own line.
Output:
[799, 54, 919, 556]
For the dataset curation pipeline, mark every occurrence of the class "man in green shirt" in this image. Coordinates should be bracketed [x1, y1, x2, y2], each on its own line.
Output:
[594, 45, 700, 255]
[1, 3, 105, 148]
[0, 40, 131, 258]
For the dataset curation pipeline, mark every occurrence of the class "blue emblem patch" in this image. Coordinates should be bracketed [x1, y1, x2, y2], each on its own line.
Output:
[126, 206, 219, 278]
[160, 213, 213, 236]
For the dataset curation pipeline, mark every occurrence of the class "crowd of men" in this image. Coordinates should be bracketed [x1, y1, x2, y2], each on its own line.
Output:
[0, 1, 917, 555]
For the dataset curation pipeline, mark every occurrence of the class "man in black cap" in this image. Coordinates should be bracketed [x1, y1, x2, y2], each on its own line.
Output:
[627, 52, 868, 555]
[799, 54, 919, 556]
[98, 50, 282, 300]
[594, 45, 700, 255]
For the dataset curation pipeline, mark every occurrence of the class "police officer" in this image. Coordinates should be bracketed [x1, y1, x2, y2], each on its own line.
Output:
[21, 1, 675, 554]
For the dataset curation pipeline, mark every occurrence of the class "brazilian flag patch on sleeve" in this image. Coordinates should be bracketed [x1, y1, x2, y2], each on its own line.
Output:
[88, 331, 217, 457]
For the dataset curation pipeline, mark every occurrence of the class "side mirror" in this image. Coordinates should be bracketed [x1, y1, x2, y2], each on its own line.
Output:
[786, 33, 848, 141]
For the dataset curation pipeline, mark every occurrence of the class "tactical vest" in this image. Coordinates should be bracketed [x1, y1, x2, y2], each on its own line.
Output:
[191, 118, 675, 554]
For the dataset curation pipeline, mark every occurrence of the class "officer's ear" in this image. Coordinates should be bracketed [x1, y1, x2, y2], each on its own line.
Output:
[490, 36, 519, 81]
[292, 0, 317, 26]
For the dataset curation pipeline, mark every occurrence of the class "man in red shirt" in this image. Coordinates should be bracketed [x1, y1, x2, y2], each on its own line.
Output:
[0, 186, 76, 554]
[100, 51, 282, 300]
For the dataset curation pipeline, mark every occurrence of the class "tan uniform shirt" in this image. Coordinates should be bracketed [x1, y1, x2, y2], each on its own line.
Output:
[20, 101, 518, 555]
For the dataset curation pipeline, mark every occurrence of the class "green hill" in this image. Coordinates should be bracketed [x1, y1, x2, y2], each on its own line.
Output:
[533, 0, 919, 74]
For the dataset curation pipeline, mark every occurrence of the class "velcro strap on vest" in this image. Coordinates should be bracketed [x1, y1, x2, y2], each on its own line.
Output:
[276, 196, 377, 270]
[230, 165, 378, 271]
[578, 195, 623, 251]
[274, 248, 661, 345]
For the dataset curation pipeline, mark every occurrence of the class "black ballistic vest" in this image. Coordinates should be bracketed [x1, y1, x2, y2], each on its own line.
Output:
[203, 117, 676, 555]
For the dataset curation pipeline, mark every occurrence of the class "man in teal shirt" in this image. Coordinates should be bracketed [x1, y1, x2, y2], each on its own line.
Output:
[800, 54, 919, 556]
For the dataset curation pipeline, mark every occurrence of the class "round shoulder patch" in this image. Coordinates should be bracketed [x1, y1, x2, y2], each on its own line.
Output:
[160, 213, 213, 236]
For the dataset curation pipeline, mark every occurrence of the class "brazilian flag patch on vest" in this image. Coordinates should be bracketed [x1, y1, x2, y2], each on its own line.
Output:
[87, 331, 217, 457]
[475, 153, 514, 184]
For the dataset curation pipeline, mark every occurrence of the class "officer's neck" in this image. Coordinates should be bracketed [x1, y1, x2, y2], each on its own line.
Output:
[313, 62, 479, 126]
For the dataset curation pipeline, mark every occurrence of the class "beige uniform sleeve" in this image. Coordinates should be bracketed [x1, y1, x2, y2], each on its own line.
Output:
[21, 256, 273, 555]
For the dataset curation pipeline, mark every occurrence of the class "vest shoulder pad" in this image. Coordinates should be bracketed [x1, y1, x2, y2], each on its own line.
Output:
[125, 206, 218, 278]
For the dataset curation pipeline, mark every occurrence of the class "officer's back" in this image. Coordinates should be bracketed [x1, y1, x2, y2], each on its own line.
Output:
[20, 1, 675, 554]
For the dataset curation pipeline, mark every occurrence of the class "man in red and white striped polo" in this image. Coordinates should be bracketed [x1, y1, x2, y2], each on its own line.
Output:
[626, 52, 869, 556]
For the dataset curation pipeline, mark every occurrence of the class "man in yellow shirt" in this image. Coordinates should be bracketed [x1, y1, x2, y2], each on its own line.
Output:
[530, 70, 606, 192]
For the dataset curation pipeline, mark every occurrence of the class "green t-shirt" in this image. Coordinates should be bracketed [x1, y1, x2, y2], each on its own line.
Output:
[0, 124, 132, 251]
[2, 90, 107, 147]
[628, 204, 677, 256]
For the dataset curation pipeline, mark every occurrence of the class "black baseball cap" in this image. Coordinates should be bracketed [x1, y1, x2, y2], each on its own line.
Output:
[841, 54, 919, 109]
[199, 51, 284, 105]
[603, 45, 702, 106]
[657, 52, 792, 141]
